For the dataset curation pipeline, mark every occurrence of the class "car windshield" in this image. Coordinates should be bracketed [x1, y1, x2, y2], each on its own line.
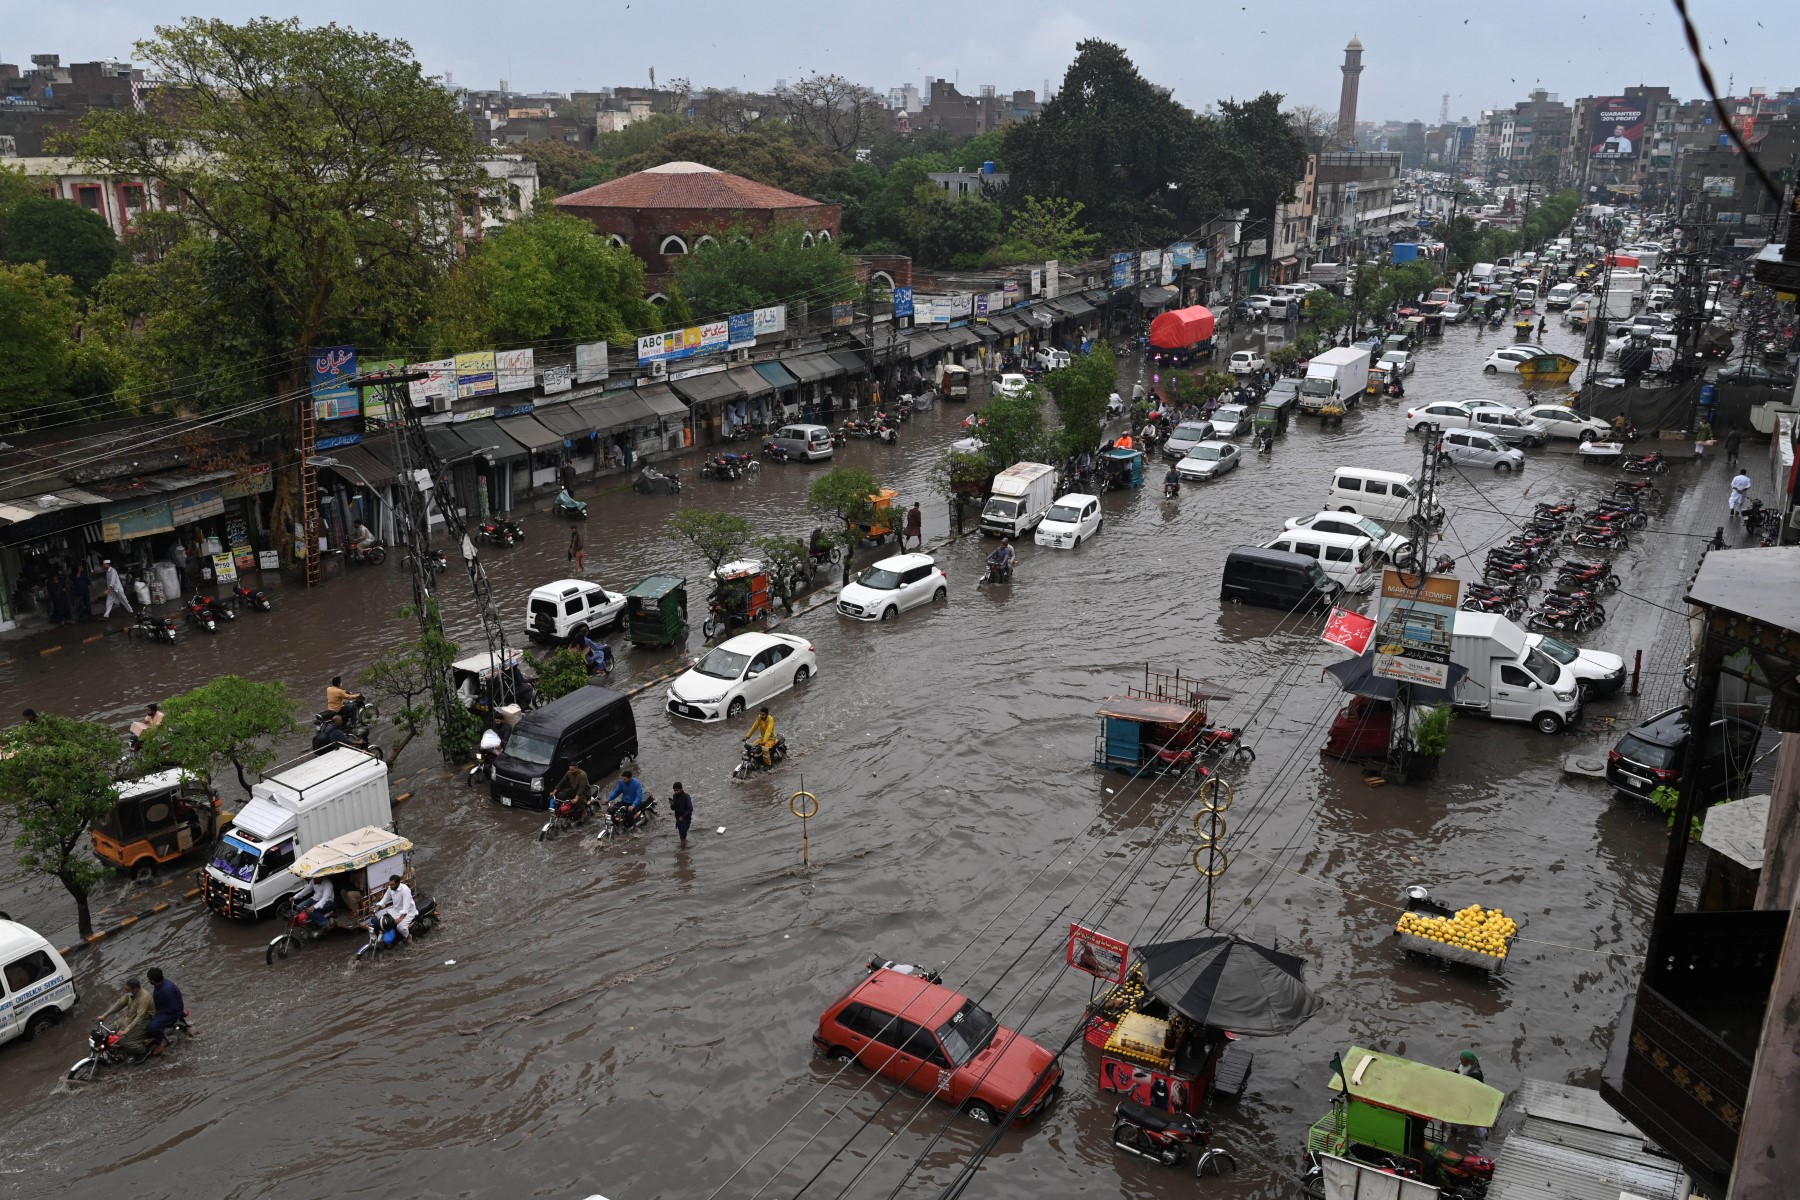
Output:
[1173, 423, 1210, 440]
[936, 999, 999, 1066]
[856, 566, 903, 590]
[1185, 446, 1220, 461]
[505, 731, 557, 767]
[1217, 406, 1245, 421]
[1350, 516, 1384, 539]
[695, 647, 751, 680]
[982, 498, 1019, 517]
[1535, 636, 1576, 665]
[1524, 647, 1561, 684]
[210, 836, 262, 882]
[1047, 504, 1083, 523]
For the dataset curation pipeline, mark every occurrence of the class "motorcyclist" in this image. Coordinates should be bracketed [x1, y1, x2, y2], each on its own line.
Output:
[808, 527, 829, 564]
[99, 976, 156, 1061]
[353, 521, 377, 549]
[291, 874, 337, 928]
[605, 767, 648, 824]
[745, 705, 779, 767]
[1163, 465, 1181, 496]
[143, 967, 185, 1055]
[326, 676, 364, 720]
[553, 761, 591, 815]
[583, 634, 613, 676]
[311, 714, 362, 756]
[369, 876, 417, 943]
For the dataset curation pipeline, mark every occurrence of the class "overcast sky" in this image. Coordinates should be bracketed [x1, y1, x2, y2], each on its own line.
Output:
[9, 0, 1795, 124]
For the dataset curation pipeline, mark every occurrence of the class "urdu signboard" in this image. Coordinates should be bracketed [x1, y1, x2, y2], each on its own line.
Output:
[1372, 569, 1461, 688]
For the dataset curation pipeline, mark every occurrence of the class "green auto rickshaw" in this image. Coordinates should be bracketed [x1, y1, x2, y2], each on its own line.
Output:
[625, 574, 688, 649]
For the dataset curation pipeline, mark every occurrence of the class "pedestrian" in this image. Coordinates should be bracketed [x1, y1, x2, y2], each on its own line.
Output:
[903, 502, 923, 550]
[670, 781, 694, 847]
[1730, 470, 1752, 518]
[1455, 1049, 1484, 1081]
[72, 562, 93, 621]
[47, 575, 70, 625]
[101, 559, 133, 617]
[167, 540, 188, 591]
[1726, 428, 1742, 467]
[569, 527, 585, 574]
[561, 462, 578, 496]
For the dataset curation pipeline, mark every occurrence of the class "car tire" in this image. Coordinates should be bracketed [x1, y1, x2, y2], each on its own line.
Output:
[1496, 461, 1513, 473]
[794, 665, 811, 685]
[826, 1045, 854, 1063]
[933, 586, 947, 603]
[1534, 712, 1566, 735]
[965, 1101, 999, 1125]
[1484, 365, 1498, 374]
[881, 606, 898, 622]
[727, 697, 746, 719]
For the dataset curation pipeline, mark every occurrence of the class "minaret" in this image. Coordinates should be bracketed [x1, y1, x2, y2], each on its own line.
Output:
[1337, 35, 1364, 149]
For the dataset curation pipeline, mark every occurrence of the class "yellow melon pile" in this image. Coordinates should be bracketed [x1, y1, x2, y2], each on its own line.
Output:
[1396, 904, 1518, 959]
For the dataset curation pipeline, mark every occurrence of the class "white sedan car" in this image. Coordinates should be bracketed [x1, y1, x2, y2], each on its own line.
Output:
[1284, 511, 1414, 563]
[1379, 350, 1415, 377]
[1210, 403, 1252, 438]
[664, 631, 817, 722]
[836, 553, 948, 622]
[1175, 441, 1241, 482]
[994, 373, 1030, 398]
[1404, 399, 1510, 433]
[1035, 493, 1102, 549]
[1483, 346, 1543, 373]
[1521, 403, 1611, 441]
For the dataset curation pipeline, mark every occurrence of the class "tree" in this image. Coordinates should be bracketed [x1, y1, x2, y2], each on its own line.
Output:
[973, 389, 1048, 476]
[665, 510, 751, 579]
[0, 262, 113, 427]
[0, 197, 119, 294]
[690, 88, 773, 136]
[774, 74, 886, 154]
[1287, 104, 1339, 154]
[900, 184, 1004, 268]
[672, 222, 858, 320]
[752, 532, 812, 614]
[141, 676, 297, 794]
[359, 645, 437, 764]
[0, 713, 121, 938]
[807, 466, 881, 585]
[1212, 94, 1309, 226]
[427, 209, 656, 353]
[1301, 289, 1349, 341]
[1044, 344, 1117, 460]
[611, 129, 839, 196]
[525, 648, 590, 704]
[1001, 195, 1100, 262]
[517, 142, 607, 195]
[76, 18, 485, 546]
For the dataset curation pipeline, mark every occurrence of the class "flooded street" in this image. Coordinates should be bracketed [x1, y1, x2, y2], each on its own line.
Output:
[1, 318, 1718, 1199]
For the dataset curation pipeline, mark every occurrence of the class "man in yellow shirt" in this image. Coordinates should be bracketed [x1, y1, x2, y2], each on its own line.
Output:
[326, 676, 362, 716]
[745, 706, 778, 767]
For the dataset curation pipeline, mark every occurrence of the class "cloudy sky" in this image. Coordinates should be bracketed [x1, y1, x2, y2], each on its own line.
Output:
[9, 0, 1794, 123]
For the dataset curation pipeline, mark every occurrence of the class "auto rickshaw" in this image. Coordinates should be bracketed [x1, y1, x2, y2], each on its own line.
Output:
[1092, 670, 1246, 774]
[940, 363, 970, 401]
[1099, 446, 1144, 491]
[851, 487, 900, 544]
[265, 826, 439, 965]
[1254, 392, 1294, 439]
[1301, 1045, 1502, 1200]
[705, 558, 773, 639]
[452, 649, 537, 717]
[91, 769, 226, 882]
[625, 574, 689, 649]
[1364, 364, 1391, 398]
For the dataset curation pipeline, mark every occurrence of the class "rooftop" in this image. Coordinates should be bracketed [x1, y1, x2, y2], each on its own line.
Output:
[555, 161, 825, 211]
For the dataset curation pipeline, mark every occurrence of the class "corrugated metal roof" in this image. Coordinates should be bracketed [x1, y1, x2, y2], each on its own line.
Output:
[1487, 1080, 1688, 1200]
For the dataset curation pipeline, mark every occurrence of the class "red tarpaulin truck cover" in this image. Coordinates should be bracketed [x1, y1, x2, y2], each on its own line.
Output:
[1606, 254, 1640, 269]
[1148, 306, 1216, 350]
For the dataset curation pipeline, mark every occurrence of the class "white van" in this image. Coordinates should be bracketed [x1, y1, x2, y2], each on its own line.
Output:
[1324, 467, 1436, 524]
[1261, 530, 1378, 593]
[0, 919, 78, 1046]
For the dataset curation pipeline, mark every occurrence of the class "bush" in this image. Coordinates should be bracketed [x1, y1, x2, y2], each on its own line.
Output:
[1413, 706, 1454, 756]
[528, 648, 591, 704]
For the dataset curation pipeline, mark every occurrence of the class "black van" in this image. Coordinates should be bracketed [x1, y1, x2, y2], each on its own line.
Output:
[1219, 546, 1344, 612]
[490, 684, 638, 808]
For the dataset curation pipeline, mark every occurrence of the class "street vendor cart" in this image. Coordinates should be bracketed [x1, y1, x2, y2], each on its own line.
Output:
[625, 574, 688, 649]
[1392, 884, 1519, 976]
[705, 559, 773, 639]
[265, 826, 440, 964]
[1092, 667, 1248, 774]
[851, 487, 900, 544]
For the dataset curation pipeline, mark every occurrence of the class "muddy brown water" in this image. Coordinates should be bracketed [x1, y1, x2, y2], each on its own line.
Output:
[0, 320, 1706, 1199]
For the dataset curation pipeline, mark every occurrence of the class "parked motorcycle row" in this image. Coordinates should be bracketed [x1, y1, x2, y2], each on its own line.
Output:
[1454, 485, 1654, 634]
[128, 583, 275, 645]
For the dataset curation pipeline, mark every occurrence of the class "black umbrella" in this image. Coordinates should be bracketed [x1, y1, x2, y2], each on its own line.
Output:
[1136, 935, 1325, 1036]
[1323, 651, 1466, 704]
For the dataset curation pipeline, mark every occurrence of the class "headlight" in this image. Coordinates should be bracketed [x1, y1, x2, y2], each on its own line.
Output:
[1554, 690, 1575, 702]
[530, 777, 544, 792]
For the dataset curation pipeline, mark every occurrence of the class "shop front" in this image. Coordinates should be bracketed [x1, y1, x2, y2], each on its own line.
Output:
[535, 397, 600, 479]
[778, 352, 846, 418]
[633, 383, 690, 454]
[726, 365, 778, 431]
[670, 371, 746, 446]
[496, 414, 565, 496]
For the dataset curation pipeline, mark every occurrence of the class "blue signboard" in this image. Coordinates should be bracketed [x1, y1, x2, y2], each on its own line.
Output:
[1111, 252, 1133, 289]
[893, 287, 914, 318]
[1169, 241, 1196, 268]
[728, 311, 756, 348]
[315, 432, 365, 451]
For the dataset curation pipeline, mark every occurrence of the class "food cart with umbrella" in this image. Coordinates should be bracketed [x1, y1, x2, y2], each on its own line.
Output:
[1087, 933, 1324, 1115]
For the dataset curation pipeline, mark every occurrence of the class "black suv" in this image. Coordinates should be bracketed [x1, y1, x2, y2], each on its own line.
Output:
[1606, 705, 1763, 802]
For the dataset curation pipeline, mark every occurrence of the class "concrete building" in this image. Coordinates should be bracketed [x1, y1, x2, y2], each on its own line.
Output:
[553, 161, 841, 296]
[926, 166, 1008, 198]
[1308, 151, 1407, 261]
[912, 80, 1040, 137]
[1336, 36, 1364, 149]
[0, 55, 145, 157]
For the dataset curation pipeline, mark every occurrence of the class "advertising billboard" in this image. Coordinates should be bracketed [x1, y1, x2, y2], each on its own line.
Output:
[1590, 97, 1647, 159]
[1373, 569, 1462, 689]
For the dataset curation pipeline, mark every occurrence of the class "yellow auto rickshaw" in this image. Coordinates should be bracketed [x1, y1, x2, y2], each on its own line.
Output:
[92, 769, 226, 882]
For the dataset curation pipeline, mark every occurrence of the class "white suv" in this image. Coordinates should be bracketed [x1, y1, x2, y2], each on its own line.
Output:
[836, 554, 948, 622]
[524, 579, 626, 643]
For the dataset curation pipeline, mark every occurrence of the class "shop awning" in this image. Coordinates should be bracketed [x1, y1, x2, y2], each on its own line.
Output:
[1137, 285, 1178, 308]
[904, 330, 950, 357]
[577, 391, 654, 433]
[987, 314, 1026, 335]
[782, 353, 844, 383]
[1019, 306, 1054, 328]
[0, 486, 107, 529]
[319, 442, 396, 489]
[726, 366, 773, 397]
[454, 419, 526, 464]
[1057, 296, 1097, 318]
[670, 371, 746, 410]
[635, 383, 689, 420]
[752, 361, 799, 391]
[496, 415, 564, 453]
[1082, 288, 1111, 304]
[535, 403, 594, 438]
[425, 424, 481, 465]
[942, 327, 981, 350]
[831, 350, 870, 375]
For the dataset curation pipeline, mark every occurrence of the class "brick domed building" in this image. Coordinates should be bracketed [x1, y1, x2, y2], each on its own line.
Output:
[553, 161, 841, 296]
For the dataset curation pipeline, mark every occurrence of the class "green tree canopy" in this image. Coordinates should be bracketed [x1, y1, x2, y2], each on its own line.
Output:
[807, 466, 881, 585]
[973, 389, 1048, 476]
[0, 197, 120, 294]
[665, 509, 752, 579]
[1044, 344, 1118, 460]
[517, 142, 607, 195]
[1000, 195, 1100, 262]
[901, 183, 1004, 268]
[0, 713, 125, 937]
[141, 675, 297, 794]
[0, 262, 113, 428]
[672, 222, 858, 319]
[611, 129, 840, 196]
[427, 209, 655, 352]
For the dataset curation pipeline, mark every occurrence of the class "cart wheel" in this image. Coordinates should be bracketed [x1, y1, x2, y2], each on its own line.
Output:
[131, 860, 156, 884]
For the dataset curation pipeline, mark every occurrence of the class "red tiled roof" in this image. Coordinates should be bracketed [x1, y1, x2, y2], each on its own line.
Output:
[554, 162, 825, 211]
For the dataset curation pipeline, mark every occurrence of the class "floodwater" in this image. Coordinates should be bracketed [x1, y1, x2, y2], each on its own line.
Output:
[0, 315, 1721, 1200]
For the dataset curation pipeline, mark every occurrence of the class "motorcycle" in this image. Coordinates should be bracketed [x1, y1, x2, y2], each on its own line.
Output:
[873, 422, 899, 445]
[596, 793, 660, 842]
[553, 489, 588, 519]
[1196, 725, 1254, 763]
[1613, 478, 1658, 498]
[228, 583, 273, 613]
[183, 594, 220, 634]
[1430, 554, 1457, 574]
[762, 440, 792, 463]
[1744, 499, 1774, 535]
[732, 735, 789, 780]
[539, 788, 596, 840]
[128, 610, 180, 644]
[1461, 591, 1525, 618]
[66, 1012, 193, 1081]
[1567, 526, 1629, 551]
[1111, 1101, 1236, 1176]
[354, 900, 441, 962]
[980, 558, 1014, 587]
[584, 638, 615, 679]
[632, 467, 682, 495]
[1557, 562, 1621, 591]
[1621, 451, 1669, 475]
[1534, 501, 1578, 518]
[346, 541, 387, 566]
[477, 518, 524, 547]
[1528, 604, 1603, 634]
[1162, 478, 1181, 499]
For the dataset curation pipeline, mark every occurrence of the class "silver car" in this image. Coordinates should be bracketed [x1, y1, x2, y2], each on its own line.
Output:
[1161, 420, 1215, 461]
[1468, 407, 1550, 447]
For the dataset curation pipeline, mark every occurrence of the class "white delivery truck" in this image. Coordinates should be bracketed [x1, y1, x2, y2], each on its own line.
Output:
[1609, 271, 1645, 297]
[1450, 611, 1583, 734]
[201, 748, 393, 920]
[1299, 346, 1372, 413]
[1602, 287, 1637, 318]
[979, 462, 1058, 537]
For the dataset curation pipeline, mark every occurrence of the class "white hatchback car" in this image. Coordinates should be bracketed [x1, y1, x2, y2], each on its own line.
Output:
[1483, 347, 1542, 374]
[836, 553, 948, 621]
[1228, 350, 1266, 375]
[994, 374, 1030, 398]
[1379, 350, 1415, 377]
[524, 579, 626, 643]
[1404, 400, 1510, 434]
[1521, 403, 1610, 441]
[665, 631, 817, 722]
[1035, 493, 1102, 548]
[1174, 441, 1241, 482]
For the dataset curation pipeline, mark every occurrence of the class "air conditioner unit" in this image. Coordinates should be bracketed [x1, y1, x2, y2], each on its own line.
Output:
[650, 360, 668, 378]
[429, 394, 452, 414]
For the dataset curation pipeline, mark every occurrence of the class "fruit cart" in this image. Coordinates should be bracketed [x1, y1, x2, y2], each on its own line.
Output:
[1087, 964, 1253, 1114]
[1392, 885, 1520, 976]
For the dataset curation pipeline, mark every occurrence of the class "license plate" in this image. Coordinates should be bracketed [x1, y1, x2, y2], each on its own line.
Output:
[501, 797, 512, 807]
